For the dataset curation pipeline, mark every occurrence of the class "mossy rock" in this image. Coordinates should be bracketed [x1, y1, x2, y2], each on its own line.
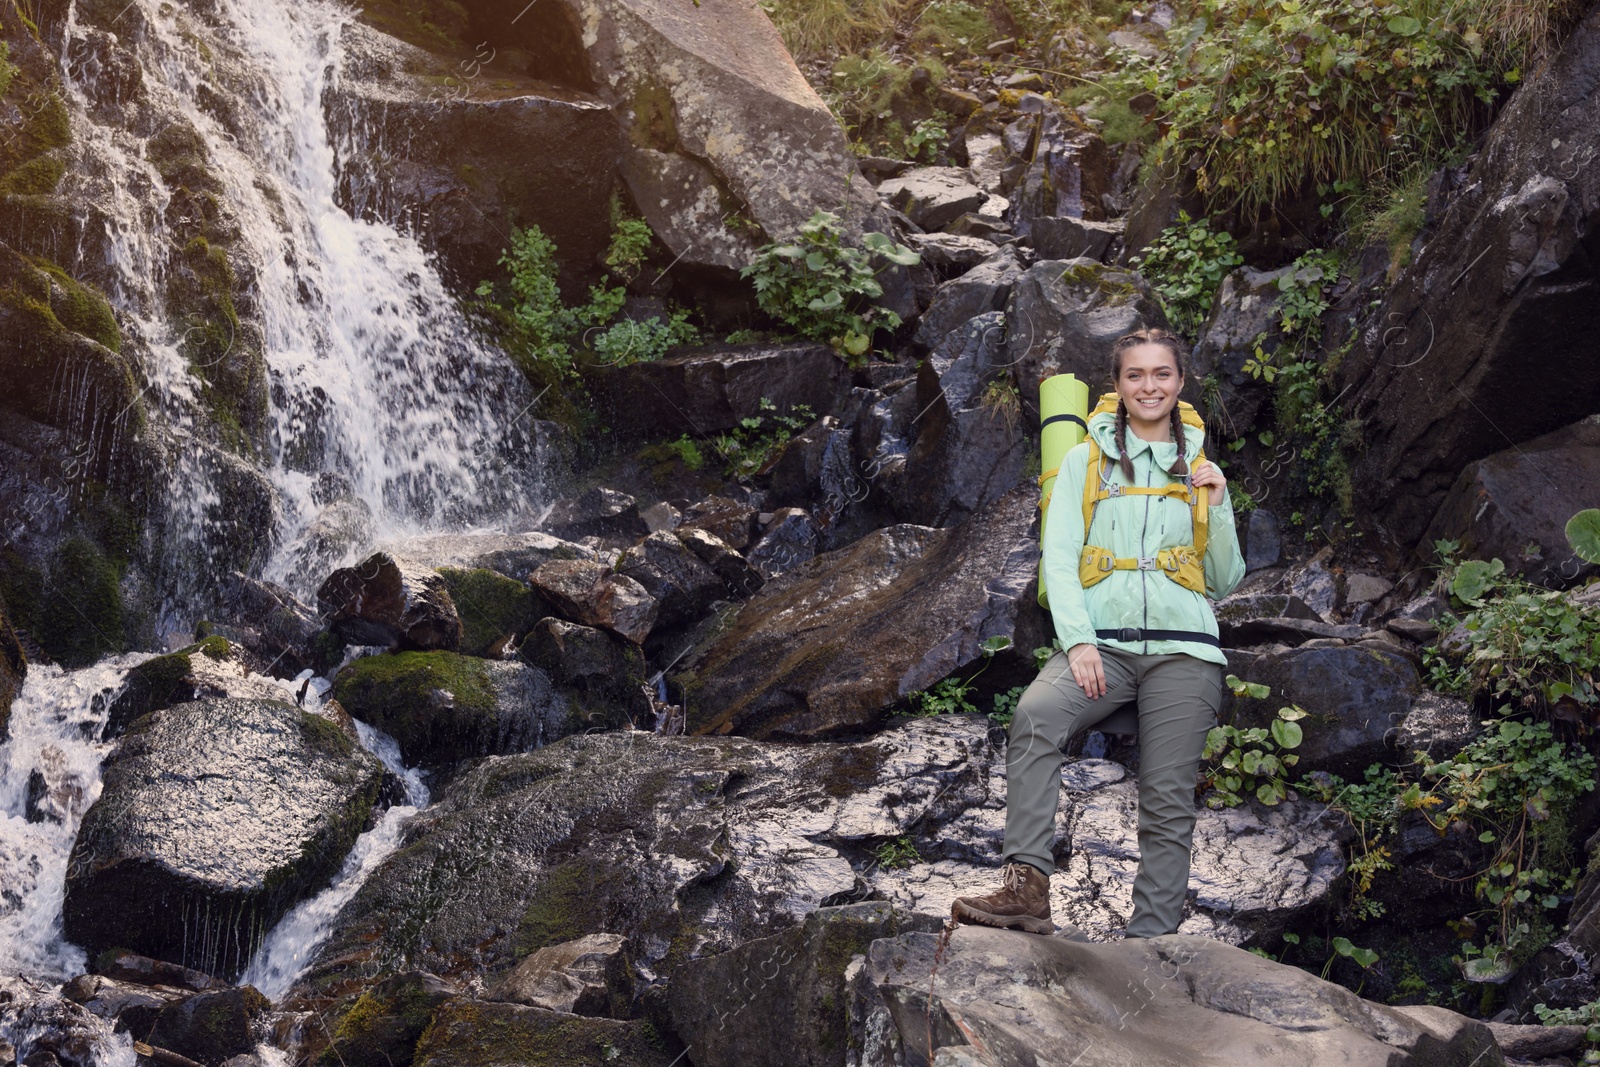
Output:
[320, 971, 455, 1067]
[353, 0, 472, 55]
[331, 651, 562, 771]
[149, 985, 271, 1065]
[0, 152, 66, 197]
[435, 567, 548, 658]
[412, 1000, 678, 1067]
[0, 536, 125, 668]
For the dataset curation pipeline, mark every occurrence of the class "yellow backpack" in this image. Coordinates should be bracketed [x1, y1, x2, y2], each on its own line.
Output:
[1064, 393, 1210, 596]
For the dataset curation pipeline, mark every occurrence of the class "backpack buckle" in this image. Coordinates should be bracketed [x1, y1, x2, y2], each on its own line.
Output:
[1137, 556, 1159, 570]
[1104, 482, 1123, 497]
[1098, 556, 1114, 572]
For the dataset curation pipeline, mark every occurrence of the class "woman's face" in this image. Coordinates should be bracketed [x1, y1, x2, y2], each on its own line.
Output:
[1116, 343, 1182, 430]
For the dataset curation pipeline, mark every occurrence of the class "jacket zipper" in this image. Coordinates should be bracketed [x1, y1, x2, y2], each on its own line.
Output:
[1140, 447, 1152, 654]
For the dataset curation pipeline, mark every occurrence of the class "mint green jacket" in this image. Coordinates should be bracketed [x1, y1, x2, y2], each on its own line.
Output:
[1040, 409, 1247, 666]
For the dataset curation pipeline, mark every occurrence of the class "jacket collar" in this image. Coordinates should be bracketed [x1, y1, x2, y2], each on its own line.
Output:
[1087, 407, 1202, 470]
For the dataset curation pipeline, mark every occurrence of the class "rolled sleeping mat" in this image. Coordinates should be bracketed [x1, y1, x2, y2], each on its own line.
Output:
[1037, 373, 1089, 609]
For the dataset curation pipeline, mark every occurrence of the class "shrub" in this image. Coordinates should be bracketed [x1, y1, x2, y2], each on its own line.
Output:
[1134, 0, 1569, 215]
[1130, 211, 1243, 337]
[741, 210, 919, 363]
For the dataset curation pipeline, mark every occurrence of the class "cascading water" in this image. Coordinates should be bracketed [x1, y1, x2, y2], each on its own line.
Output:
[58, 0, 541, 622]
[242, 689, 429, 1000]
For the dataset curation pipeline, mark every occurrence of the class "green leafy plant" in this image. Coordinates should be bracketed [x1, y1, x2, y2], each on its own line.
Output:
[1567, 508, 1600, 564]
[872, 834, 923, 870]
[1320, 936, 1381, 990]
[905, 116, 949, 162]
[1302, 763, 1405, 920]
[741, 210, 920, 363]
[711, 398, 816, 478]
[1275, 249, 1341, 341]
[1200, 674, 1306, 807]
[1133, 0, 1557, 216]
[910, 635, 1014, 717]
[1130, 211, 1244, 337]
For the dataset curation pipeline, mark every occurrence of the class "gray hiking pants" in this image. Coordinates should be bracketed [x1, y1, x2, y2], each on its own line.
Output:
[1002, 646, 1224, 938]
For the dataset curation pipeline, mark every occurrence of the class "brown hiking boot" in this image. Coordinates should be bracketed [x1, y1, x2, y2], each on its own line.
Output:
[950, 861, 1054, 934]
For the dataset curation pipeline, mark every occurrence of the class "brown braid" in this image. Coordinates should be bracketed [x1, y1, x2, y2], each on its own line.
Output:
[1107, 328, 1191, 481]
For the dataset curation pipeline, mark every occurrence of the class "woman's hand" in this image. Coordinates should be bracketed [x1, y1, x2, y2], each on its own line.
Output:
[1067, 643, 1106, 699]
[1191, 458, 1227, 507]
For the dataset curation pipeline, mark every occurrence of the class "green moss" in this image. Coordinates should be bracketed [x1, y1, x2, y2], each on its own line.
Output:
[0, 536, 125, 668]
[0, 152, 64, 196]
[630, 82, 677, 151]
[299, 710, 356, 758]
[353, 0, 472, 55]
[414, 1001, 673, 1067]
[513, 860, 593, 955]
[435, 567, 544, 657]
[331, 651, 498, 768]
[320, 974, 446, 1067]
[196, 634, 231, 659]
[12, 254, 122, 352]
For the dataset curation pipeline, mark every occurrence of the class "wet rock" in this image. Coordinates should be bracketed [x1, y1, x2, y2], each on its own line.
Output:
[411, 1000, 676, 1067]
[206, 572, 320, 676]
[1421, 415, 1600, 587]
[1340, 5, 1600, 546]
[518, 619, 650, 728]
[318, 971, 458, 1067]
[61, 974, 186, 1038]
[1486, 1021, 1588, 1061]
[1028, 215, 1123, 261]
[1223, 645, 1422, 778]
[62, 699, 385, 980]
[0, 979, 126, 1067]
[617, 531, 724, 634]
[1213, 592, 1322, 627]
[912, 246, 1024, 351]
[1002, 258, 1166, 411]
[377, 532, 597, 579]
[1246, 510, 1282, 572]
[747, 508, 819, 580]
[1189, 266, 1297, 438]
[487, 933, 634, 1017]
[91, 950, 220, 992]
[904, 232, 1001, 269]
[432, 567, 550, 658]
[864, 926, 1502, 1066]
[668, 901, 942, 1067]
[1288, 548, 1339, 621]
[106, 637, 284, 738]
[676, 527, 765, 599]
[588, 342, 851, 442]
[326, 21, 614, 292]
[764, 415, 841, 511]
[673, 488, 1040, 740]
[317, 552, 462, 651]
[677, 496, 759, 552]
[0, 591, 25, 742]
[331, 651, 577, 772]
[1561, 825, 1600, 970]
[539, 487, 650, 549]
[891, 313, 1028, 528]
[1343, 573, 1395, 607]
[1008, 107, 1115, 235]
[1220, 617, 1368, 648]
[148, 986, 271, 1067]
[528, 559, 658, 645]
[877, 167, 988, 231]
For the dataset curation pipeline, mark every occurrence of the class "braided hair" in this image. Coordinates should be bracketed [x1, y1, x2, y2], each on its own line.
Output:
[1108, 329, 1190, 485]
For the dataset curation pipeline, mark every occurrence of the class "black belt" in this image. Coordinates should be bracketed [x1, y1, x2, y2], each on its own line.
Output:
[1041, 413, 1088, 432]
[1097, 627, 1220, 647]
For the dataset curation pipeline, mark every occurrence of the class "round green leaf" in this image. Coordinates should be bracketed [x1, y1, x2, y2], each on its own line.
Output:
[1566, 509, 1600, 564]
[1386, 14, 1422, 34]
[1271, 718, 1303, 749]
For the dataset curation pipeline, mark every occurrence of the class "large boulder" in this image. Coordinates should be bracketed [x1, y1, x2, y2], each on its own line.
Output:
[1002, 258, 1167, 411]
[1007, 105, 1115, 234]
[147, 986, 272, 1066]
[317, 552, 462, 651]
[861, 926, 1504, 1066]
[1337, 2, 1600, 549]
[912, 246, 1022, 351]
[672, 487, 1043, 740]
[327, 19, 616, 295]
[1189, 265, 1295, 438]
[528, 559, 659, 644]
[617, 530, 724, 634]
[105, 636, 287, 739]
[294, 716, 1343, 999]
[331, 651, 579, 771]
[62, 698, 385, 979]
[889, 312, 1028, 528]
[1222, 646, 1423, 779]
[1421, 414, 1600, 587]
[586, 342, 851, 442]
[877, 167, 989, 231]
[517, 618, 651, 727]
[668, 901, 942, 1067]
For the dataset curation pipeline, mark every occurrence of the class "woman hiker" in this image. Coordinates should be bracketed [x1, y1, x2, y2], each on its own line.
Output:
[950, 328, 1247, 939]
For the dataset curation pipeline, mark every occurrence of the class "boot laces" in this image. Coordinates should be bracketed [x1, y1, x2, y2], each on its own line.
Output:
[1003, 863, 1028, 892]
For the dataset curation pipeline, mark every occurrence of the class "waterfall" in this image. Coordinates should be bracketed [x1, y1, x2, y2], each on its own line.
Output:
[0, 657, 149, 982]
[57, 0, 541, 622]
[241, 680, 429, 1001]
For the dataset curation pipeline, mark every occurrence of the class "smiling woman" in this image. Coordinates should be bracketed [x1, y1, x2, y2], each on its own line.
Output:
[951, 327, 1247, 939]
